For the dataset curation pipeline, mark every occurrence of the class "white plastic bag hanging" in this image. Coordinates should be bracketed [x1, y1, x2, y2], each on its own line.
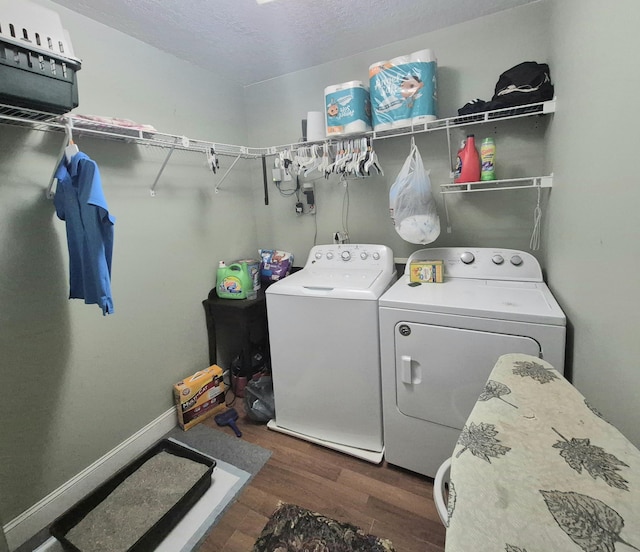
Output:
[389, 139, 440, 244]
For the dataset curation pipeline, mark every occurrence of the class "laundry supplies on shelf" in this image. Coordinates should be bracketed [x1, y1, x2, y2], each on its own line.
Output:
[454, 134, 480, 184]
[480, 136, 496, 180]
[259, 249, 293, 285]
[369, 49, 437, 131]
[235, 259, 261, 292]
[216, 261, 253, 300]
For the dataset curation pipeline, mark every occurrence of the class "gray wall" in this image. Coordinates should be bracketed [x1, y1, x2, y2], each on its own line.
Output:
[245, 3, 552, 262]
[0, 0, 256, 523]
[544, 0, 640, 443]
[3, 0, 640, 542]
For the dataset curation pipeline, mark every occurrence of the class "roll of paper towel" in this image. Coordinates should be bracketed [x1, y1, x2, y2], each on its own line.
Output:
[324, 81, 372, 136]
[369, 49, 438, 130]
[307, 111, 326, 142]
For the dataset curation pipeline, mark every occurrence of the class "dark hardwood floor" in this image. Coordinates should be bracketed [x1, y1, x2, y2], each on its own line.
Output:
[197, 401, 447, 551]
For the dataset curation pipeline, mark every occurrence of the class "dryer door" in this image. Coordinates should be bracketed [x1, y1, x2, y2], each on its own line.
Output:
[394, 322, 540, 431]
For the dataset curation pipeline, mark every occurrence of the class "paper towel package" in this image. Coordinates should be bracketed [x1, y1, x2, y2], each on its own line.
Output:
[369, 49, 437, 131]
[324, 81, 372, 137]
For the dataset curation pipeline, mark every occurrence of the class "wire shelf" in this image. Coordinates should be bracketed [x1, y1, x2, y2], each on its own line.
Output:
[368, 99, 555, 140]
[0, 103, 63, 131]
[440, 175, 553, 194]
[1, 99, 556, 158]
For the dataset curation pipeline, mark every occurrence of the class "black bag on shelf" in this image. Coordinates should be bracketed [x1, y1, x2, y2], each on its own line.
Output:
[457, 61, 554, 115]
[491, 61, 554, 107]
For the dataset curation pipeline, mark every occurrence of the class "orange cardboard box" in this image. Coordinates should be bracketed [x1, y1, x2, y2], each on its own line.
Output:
[174, 365, 226, 430]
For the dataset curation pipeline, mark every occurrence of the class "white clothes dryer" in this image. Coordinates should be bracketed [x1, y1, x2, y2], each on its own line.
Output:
[266, 244, 396, 463]
[378, 247, 566, 477]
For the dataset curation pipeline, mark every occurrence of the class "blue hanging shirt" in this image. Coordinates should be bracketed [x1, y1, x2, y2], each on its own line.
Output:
[54, 151, 115, 315]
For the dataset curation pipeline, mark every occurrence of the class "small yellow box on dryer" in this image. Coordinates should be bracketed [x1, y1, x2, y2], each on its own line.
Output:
[409, 260, 444, 283]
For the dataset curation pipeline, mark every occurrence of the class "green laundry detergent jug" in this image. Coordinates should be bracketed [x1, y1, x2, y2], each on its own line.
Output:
[216, 261, 252, 299]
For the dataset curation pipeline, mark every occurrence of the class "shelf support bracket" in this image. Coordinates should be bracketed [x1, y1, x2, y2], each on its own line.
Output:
[215, 153, 242, 193]
[445, 120, 454, 176]
[150, 137, 179, 196]
[537, 174, 553, 188]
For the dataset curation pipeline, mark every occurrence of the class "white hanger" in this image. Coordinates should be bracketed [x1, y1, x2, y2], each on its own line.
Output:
[46, 120, 79, 198]
[64, 122, 79, 163]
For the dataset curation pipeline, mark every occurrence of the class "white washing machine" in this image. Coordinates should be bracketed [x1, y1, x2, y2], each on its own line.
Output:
[379, 247, 566, 477]
[266, 244, 396, 463]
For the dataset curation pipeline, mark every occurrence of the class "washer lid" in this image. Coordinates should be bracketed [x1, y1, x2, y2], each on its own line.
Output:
[266, 267, 393, 300]
[379, 275, 566, 325]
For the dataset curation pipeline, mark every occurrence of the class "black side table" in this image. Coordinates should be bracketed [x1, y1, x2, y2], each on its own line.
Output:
[201, 287, 270, 379]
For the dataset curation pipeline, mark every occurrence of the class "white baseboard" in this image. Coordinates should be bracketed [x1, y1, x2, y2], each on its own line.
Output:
[4, 407, 178, 551]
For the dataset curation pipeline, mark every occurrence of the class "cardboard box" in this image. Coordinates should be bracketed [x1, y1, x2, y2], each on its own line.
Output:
[174, 365, 226, 430]
[409, 260, 444, 283]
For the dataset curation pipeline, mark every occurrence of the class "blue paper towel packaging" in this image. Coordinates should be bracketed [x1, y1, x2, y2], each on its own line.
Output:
[324, 81, 372, 137]
[369, 49, 437, 131]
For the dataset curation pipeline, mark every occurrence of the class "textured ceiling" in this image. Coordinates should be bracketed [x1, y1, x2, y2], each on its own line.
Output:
[49, 0, 536, 86]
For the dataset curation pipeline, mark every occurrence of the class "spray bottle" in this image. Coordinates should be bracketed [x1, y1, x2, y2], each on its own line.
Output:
[480, 137, 496, 181]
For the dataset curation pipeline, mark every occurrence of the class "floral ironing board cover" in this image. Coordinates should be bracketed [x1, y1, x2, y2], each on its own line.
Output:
[445, 353, 640, 552]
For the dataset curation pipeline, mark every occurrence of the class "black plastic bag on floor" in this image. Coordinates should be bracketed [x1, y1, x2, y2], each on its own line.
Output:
[243, 376, 275, 423]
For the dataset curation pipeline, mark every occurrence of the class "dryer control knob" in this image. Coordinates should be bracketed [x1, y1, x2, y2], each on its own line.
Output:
[341, 251, 351, 261]
[326, 252, 334, 260]
[360, 252, 368, 260]
[315, 252, 322, 260]
[492, 254, 504, 265]
[510, 255, 523, 266]
[460, 251, 475, 264]
[372, 252, 380, 260]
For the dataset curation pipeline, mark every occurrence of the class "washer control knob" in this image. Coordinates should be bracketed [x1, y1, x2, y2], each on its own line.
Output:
[341, 250, 351, 261]
[326, 252, 334, 260]
[510, 255, 523, 266]
[372, 252, 380, 260]
[315, 251, 322, 260]
[492, 254, 504, 265]
[460, 251, 475, 264]
[360, 252, 368, 260]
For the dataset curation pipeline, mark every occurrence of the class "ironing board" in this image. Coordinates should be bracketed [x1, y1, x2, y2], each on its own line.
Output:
[443, 353, 640, 552]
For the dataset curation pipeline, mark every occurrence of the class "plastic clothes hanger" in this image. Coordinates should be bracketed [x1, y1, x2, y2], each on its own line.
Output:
[64, 122, 79, 163]
[46, 121, 77, 198]
[206, 146, 219, 173]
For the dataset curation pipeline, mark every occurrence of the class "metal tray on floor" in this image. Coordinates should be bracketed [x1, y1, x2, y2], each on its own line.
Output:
[49, 439, 216, 552]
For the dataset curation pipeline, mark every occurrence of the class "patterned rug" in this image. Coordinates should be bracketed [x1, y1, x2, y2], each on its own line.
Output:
[252, 503, 396, 552]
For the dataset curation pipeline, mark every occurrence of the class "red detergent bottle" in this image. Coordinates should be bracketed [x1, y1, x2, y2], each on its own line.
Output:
[454, 134, 481, 183]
